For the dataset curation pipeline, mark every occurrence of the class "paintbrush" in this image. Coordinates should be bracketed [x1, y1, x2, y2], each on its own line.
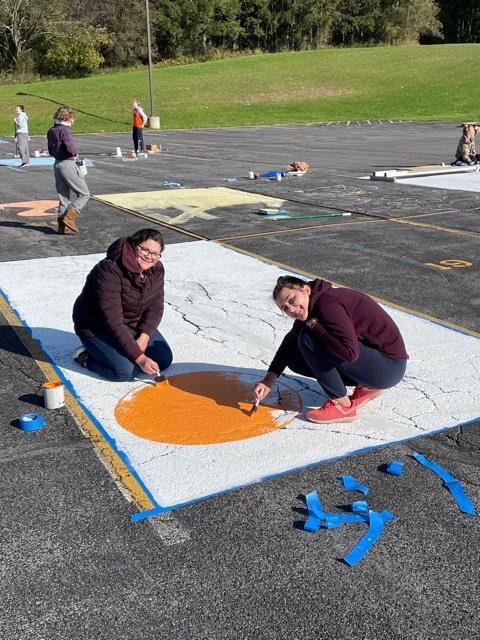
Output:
[249, 389, 264, 416]
[154, 373, 168, 385]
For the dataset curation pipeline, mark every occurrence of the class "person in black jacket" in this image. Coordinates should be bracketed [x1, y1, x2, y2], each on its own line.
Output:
[72, 228, 172, 381]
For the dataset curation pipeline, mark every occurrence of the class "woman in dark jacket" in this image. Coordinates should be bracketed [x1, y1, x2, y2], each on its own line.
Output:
[253, 275, 408, 424]
[72, 228, 172, 381]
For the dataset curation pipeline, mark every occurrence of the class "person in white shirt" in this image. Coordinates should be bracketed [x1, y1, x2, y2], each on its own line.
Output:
[14, 105, 30, 167]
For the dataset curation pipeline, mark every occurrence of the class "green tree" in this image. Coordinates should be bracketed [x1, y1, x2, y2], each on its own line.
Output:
[0, 0, 62, 70]
[38, 23, 112, 76]
[380, 0, 441, 44]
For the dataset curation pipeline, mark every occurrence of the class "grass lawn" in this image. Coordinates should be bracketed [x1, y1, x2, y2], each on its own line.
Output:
[0, 44, 479, 135]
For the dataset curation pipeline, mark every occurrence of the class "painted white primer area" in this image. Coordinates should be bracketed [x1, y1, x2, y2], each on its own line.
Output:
[399, 171, 480, 192]
[1, 241, 479, 508]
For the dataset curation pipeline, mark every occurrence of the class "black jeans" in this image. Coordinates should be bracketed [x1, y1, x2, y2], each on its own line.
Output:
[285, 327, 407, 400]
[132, 126, 145, 152]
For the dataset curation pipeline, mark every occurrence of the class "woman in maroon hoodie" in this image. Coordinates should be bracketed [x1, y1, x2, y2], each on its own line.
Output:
[72, 228, 172, 381]
[253, 275, 408, 424]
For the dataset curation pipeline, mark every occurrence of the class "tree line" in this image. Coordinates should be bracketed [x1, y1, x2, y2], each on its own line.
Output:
[0, 0, 478, 78]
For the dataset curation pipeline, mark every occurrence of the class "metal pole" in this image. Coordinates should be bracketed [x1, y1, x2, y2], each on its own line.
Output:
[145, 0, 160, 128]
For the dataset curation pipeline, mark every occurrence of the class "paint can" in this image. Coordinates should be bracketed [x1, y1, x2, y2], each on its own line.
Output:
[115, 147, 122, 157]
[248, 170, 255, 179]
[34, 150, 40, 158]
[276, 172, 282, 181]
[42, 380, 64, 410]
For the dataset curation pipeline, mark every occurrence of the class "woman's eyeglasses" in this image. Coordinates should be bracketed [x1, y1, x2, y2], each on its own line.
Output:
[137, 245, 161, 260]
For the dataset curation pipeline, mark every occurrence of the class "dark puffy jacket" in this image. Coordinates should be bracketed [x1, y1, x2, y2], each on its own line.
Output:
[47, 123, 77, 161]
[269, 279, 408, 376]
[73, 238, 165, 362]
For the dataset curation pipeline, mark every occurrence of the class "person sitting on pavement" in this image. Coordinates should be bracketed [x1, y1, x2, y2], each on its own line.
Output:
[47, 106, 90, 234]
[72, 228, 172, 381]
[252, 275, 408, 424]
[453, 124, 479, 166]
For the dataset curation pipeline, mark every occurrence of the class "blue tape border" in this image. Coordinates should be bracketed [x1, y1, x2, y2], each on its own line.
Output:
[2, 273, 480, 522]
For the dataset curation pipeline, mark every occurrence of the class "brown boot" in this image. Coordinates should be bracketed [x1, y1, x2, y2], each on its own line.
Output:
[63, 206, 79, 233]
[57, 216, 66, 234]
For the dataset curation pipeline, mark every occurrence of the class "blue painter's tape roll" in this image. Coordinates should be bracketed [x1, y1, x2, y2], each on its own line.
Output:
[386, 460, 404, 476]
[18, 412, 45, 432]
[340, 475, 369, 495]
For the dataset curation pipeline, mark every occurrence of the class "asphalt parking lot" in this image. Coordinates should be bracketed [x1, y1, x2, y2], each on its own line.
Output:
[1, 121, 479, 640]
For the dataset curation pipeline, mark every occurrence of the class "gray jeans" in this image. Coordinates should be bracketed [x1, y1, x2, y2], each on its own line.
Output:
[16, 133, 29, 164]
[54, 159, 90, 215]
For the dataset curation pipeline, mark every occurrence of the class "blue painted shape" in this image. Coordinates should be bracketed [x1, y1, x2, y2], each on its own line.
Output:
[413, 452, 476, 516]
[0, 157, 55, 166]
[0, 139, 8, 144]
[259, 170, 277, 178]
[18, 412, 45, 431]
[351, 500, 368, 513]
[343, 510, 385, 567]
[340, 475, 369, 494]
[386, 460, 404, 476]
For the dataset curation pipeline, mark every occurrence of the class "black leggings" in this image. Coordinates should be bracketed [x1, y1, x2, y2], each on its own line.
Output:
[285, 328, 407, 399]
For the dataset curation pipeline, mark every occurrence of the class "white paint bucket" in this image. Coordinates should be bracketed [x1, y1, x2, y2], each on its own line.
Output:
[248, 170, 255, 179]
[42, 380, 64, 410]
[34, 150, 40, 157]
[276, 172, 282, 181]
[116, 147, 122, 157]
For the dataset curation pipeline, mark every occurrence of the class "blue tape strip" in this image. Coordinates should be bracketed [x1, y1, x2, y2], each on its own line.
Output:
[305, 491, 324, 518]
[340, 475, 369, 494]
[413, 453, 476, 516]
[324, 515, 340, 529]
[445, 481, 476, 517]
[304, 491, 324, 532]
[386, 460, 404, 476]
[343, 510, 385, 567]
[351, 500, 368, 513]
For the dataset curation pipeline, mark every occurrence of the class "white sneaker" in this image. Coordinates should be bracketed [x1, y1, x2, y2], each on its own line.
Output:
[73, 346, 88, 367]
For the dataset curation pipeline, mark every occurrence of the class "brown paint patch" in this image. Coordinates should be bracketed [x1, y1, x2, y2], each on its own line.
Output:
[115, 371, 302, 445]
[1, 200, 58, 217]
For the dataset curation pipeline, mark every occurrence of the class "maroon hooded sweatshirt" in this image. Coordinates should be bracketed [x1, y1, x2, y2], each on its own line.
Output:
[269, 279, 408, 376]
[73, 237, 164, 362]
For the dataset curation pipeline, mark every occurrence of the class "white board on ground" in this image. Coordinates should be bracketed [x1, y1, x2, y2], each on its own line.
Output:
[0, 242, 479, 509]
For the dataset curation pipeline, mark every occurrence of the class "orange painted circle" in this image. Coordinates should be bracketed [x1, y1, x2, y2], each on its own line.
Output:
[115, 371, 302, 445]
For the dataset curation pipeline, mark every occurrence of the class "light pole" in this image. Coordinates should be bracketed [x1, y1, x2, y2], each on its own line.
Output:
[145, 0, 160, 129]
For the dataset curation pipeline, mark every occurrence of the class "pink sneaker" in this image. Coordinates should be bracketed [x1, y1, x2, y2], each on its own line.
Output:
[350, 386, 383, 408]
[305, 399, 357, 424]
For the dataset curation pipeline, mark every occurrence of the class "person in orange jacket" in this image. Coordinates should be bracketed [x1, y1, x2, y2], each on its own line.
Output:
[132, 100, 148, 154]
